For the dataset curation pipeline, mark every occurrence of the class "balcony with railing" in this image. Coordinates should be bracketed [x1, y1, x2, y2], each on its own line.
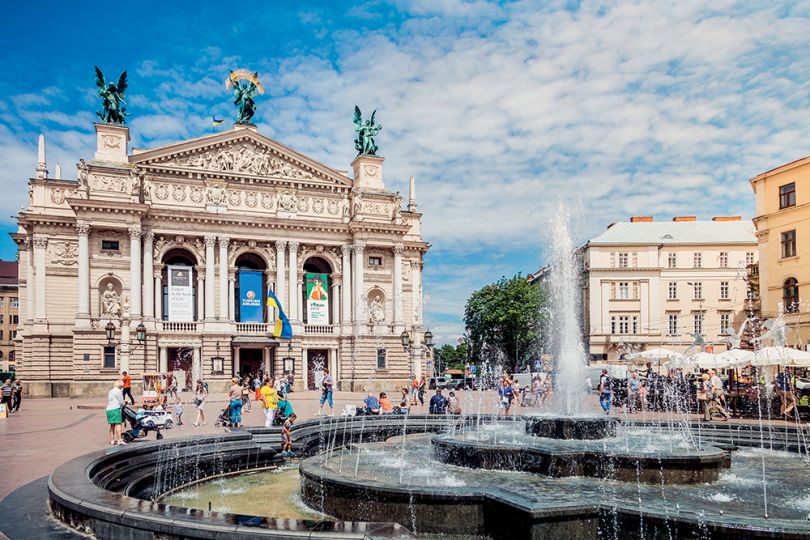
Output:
[304, 324, 335, 335]
[159, 321, 200, 333]
[235, 322, 269, 334]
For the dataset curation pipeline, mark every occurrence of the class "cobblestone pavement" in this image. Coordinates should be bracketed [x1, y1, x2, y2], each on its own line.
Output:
[0, 389, 802, 502]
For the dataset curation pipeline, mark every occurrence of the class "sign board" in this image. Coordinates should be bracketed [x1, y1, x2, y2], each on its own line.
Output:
[305, 273, 329, 325]
[167, 265, 194, 321]
[705, 345, 715, 354]
[238, 270, 263, 322]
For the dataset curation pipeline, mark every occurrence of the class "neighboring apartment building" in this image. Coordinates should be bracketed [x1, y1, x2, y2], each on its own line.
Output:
[751, 156, 810, 347]
[0, 261, 19, 371]
[585, 216, 757, 362]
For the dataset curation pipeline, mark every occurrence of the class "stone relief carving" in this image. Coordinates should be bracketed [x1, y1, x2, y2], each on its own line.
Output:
[228, 190, 242, 207]
[50, 188, 66, 205]
[129, 167, 144, 197]
[189, 186, 204, 203]
[368, 294, 386, 323]
[392, 191, 403, 221]
[206, 185, 226, 205]
[76, 159, 89, 190]
[351, 188, 363, 217]
[278, 191, 297, 212]
[172, 185, 187, 202]
[101, 283, 122, 318]
[245, 191, 258, 208]
[313, 198, 324, 214]
[261, 192, 275, 210]
[154, 184, 169, 200]
[296, 197, 309, 213]
[327, 199, 339, 215]
[50, 240, 78, 266]
[169, 144, 314, 180]
[102, 134, 122, 150]
[92, 174, 130, 193]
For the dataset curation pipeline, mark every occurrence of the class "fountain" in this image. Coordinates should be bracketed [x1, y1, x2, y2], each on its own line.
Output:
[47, 205, 810, 538]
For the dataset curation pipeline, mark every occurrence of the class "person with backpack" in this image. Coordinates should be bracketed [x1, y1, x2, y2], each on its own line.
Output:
[317, 369, 334, 416]
[599, 369, 612, 416]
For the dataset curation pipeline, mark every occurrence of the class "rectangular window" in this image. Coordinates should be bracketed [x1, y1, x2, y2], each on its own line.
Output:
[720, 281, 729, 300]
[101, 240, 120, 251]
[693, 252, 702, 268]
[0, 331, 3, 341]
[668, 314, 679, 336]
[376, 348, 387, 369]
[667, 253, 677, 268]
[9, 298, 17, 309]
[610, 316, 616, 334]
[10, 330, 16, 340]
[694, 313, 704, 335]
[632, 316, 638, 334]
[719, 252, 728, 267]
[618, 282, 629, 300]
[0, 298, 5, 308]
[610, 315, 638, 335]
[720, 313, 730, 334]
[368, 256, 383, 267]
[746, 252, 755, 266]
[631, 252, 638, 267]
[10, 315, 18, 325]
[668, 282, 677, 300]
[693, 282, 703, 299]
[0, 315, 4, 324]
[632, 282, 639, 299]
[103, 346, 116, 369]
[610, 252, 616, 268]
[618, 253, 629, 268]
[781, 230, 797, 258]
[780, 182, 796, 209]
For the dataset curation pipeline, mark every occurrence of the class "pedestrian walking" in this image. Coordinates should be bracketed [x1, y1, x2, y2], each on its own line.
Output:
[241, 377, 252, 413]
[418, 376, 426, 405]
[1, 379, 13, 413]
[410, 376, 419, 405]
[429, 388, 448, 414]
[121, 371, 135, 405]
[11, 379, 22, 412]
[260, 378, 279, 427]
[174, 397, 184, 426]
[106, 380, 125, 445]
[317, 368, 334, 416]
[599, 369, 612, 416]
[497, 379, 513, 415]
[192, 380, 207, 426]
[228, 377, 244, 428]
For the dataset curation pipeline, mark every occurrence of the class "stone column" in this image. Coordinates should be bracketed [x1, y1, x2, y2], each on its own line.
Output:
[300, 347, 308, 391]
[33, 236, 48, 321]
[159, 346, 168, 373]
[233, 346, 241, 376]
[76, 223, 90, 318]
[353, 241, 366, 329]
[120, 315, 131, 373]
[264, 270, 275, 322]
[297, 271, 304, 322]
[218, 236, 229, 320]
[154, 270, 163, 321]
[341, 245, 352, 325]
[411, 260, 422, 326]
[204, 236, 216, 320]
[196, 272, 204, 322]
[143, 231, 154, 318]
[263, 347, 271, 376]
[25, 238, 34, 321]
[330, 347, 338, 383]
[192, 347, 201, 384]
[228, 270, 236, 321]
[287, 241, 299, 322]
[275, 241, 287, 314]
[331, 277, 341, 326]
[393, 244, 404, 331]
[128, 226, 142, 318]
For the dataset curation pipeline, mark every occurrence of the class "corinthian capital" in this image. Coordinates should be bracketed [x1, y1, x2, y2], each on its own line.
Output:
[75, 222, 90, 237]
[32, 236, 48, 249]
[205, 235, 217, 248]
[288, 240, 300, 252]
[393, 244, 405, 255]
[128, 225, 142, 239]
[354, 241, 366, 253]
[341, 244, 353, 256]
[143, 230, 155, 243]
[218, 236, 230, 247]
[275, 240, 288, 251]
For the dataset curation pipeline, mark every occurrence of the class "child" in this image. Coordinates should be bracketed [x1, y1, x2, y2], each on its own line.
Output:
[281, 413, 297, 457]
[174, 397, 184, 426]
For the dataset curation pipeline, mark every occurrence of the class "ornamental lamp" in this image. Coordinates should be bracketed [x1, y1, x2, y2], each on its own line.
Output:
[135, 323, 147, 343]
[400, 330, 410, 349]
[105, 321, 115, 343]
[424, 330, 434, 348]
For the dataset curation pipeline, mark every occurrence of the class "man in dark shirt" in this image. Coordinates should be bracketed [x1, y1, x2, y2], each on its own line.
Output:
[0, 379, 12, 413]
[429, 388, 447, 414]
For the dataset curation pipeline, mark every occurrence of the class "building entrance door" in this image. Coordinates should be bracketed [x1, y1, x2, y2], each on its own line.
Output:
[307, 349, 328, 390]
[239, 349, 263, 378]
[168, 347, 194, 391]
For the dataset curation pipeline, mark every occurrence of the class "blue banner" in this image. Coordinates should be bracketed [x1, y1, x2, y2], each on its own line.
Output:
[239, 270, 263, 322]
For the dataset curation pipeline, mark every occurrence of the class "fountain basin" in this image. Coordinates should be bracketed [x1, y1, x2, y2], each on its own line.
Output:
[524, 415, 619, 439]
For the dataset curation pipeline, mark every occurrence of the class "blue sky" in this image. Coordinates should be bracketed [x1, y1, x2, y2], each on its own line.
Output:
[2, 1, 810, 344]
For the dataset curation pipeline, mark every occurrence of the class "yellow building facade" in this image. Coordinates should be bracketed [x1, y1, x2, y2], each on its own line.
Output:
[751, 157, 810, 348]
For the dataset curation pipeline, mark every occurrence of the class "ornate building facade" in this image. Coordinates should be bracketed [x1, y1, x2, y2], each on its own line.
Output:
[16, 123, 428, 396]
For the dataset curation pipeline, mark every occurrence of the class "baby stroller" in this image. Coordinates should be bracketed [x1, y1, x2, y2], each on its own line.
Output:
[214, 404, 233, 428]
[121, 405, 166, 442]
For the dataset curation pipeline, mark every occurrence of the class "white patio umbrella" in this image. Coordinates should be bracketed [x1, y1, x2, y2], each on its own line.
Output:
[750, 346, 810, 367]
[628, 347, 683, 361]
[690, 352, 731, 370]
[715, 349, 755, 368]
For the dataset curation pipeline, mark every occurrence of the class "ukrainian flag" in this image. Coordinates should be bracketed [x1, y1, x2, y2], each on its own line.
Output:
[267, 290, 293, 340]
[212, 116, 224, 127]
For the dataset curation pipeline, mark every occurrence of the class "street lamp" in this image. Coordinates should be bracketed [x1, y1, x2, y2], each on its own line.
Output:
[400, 329, 434, 354]
[282, 342, 295, 373]
[105, 320, 147, 352]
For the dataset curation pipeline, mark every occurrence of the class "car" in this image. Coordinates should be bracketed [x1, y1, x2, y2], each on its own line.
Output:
[139, 409, 173, 429]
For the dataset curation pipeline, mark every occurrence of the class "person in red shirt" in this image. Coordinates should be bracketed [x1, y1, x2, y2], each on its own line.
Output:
[121, 371, 134, 405]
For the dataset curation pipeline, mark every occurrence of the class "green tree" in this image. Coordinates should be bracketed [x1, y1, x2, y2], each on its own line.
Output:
[463, 274, 546, 372]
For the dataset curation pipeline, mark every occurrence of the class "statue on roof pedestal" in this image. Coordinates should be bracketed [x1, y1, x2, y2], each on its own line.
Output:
[353, 106, 382, 156]
[94, 67, 129, 125]
[226, 69, 264, 125]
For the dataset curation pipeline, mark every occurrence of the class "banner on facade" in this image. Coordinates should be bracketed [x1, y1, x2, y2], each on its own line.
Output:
[167, 265, 194, 321]
[305, 273, 329, 325]
[239, 270, 263, 323]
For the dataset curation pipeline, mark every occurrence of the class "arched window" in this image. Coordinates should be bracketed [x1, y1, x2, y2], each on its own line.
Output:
[161, 249, 199, 321]
[234, 252, 267, 322]
[783, 277, 799, 313]
[302, 257, 332, 325]
[8, 350, 14, 361]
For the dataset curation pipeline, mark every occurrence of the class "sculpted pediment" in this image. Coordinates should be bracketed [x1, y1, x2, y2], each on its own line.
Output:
[131, 129, 351, 187]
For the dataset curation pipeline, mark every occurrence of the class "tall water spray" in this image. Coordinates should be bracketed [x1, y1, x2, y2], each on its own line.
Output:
[548, 204, 586, 415]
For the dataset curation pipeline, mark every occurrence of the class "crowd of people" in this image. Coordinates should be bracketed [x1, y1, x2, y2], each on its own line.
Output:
[0, 378, 23, 413]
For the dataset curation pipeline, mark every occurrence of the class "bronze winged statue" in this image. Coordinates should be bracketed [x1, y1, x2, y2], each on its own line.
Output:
[226, 69, 264, 125]
[353, 106, 382, 156]
[94, 67, 129, 125]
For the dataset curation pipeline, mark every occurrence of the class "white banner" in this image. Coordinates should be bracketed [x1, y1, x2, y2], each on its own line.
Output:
[167, 265, 194, 321]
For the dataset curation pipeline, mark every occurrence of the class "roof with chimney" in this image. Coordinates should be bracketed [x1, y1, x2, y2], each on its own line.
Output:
[588, 218, 756, 246]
